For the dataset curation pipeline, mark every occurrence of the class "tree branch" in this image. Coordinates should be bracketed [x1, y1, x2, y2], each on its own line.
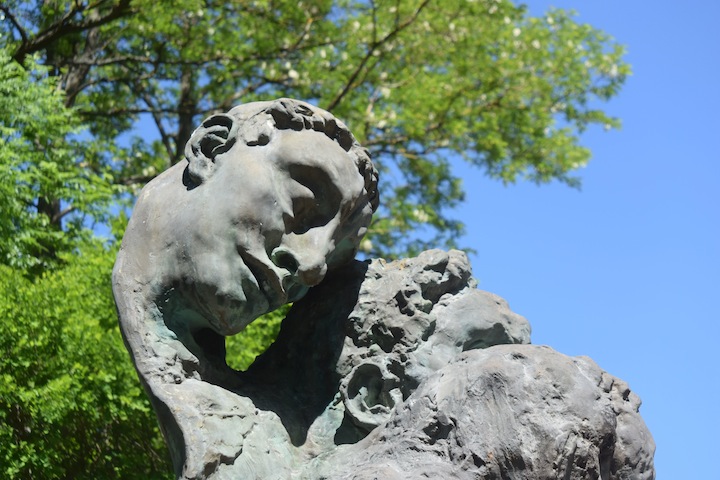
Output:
[119, 174, 156, 186]
[12, 0, 135, 64]
[79, 106, 178, 116]
[0, 5, 29, 46]
[53, 206, 76, 224]
[141, 93, 175, 164]
[326, 0, 432, 111]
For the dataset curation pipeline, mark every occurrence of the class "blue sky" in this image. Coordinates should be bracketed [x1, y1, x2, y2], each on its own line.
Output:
[453, 1, 719, 478]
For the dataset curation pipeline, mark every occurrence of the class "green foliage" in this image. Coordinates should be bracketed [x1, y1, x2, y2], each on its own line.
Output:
[2, 0, 629, 256]
[225, 305, 289, 371]
[0, 240, 172, 479]
[0, 47, 117, 275]
[317, 2, 629, 255]
[0, 46, 168, 477]
[0, 1, 630, 475]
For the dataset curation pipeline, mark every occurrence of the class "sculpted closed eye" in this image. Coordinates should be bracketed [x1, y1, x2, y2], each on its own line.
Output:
[287, 163, 342, 234]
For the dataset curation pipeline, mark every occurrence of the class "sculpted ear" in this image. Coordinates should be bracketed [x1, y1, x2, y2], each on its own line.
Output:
[185, 114, 239, 184]
[341, 362, 403, 432]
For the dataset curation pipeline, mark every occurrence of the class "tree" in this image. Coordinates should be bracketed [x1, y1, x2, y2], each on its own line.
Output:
[0, 43, 285, 477]
[0, 47, 116, 275]
[1, 0, 629, 256]
[0, 240, 172, 479]
[0, 1, 630, 475]
[0, 49, 168, 478]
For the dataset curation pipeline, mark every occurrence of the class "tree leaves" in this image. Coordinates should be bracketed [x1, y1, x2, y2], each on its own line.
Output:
[0, 241, 172, 479]
[0, 48, 118, 275]
[1, 0, 629, 257]
[0, 2, 630, 475]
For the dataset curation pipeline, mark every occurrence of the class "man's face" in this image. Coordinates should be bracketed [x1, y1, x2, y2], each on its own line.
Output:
[182, 128, 373, 336]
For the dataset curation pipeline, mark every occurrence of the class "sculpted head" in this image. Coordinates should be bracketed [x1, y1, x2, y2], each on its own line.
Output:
[120, 99, 378, 338]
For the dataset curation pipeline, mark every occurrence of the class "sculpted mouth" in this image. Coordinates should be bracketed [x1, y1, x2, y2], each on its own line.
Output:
[238, 249, 289, 309]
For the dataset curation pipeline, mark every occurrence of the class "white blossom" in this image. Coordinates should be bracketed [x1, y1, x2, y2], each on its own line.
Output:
[360, 239, 373, 253]
[413, 209, 430, 223]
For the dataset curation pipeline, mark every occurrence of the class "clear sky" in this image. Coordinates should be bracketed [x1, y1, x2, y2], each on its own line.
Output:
[453, 1, 719, 478]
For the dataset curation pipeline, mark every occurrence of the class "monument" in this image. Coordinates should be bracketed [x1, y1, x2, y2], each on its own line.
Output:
[113, 98, 655, 479]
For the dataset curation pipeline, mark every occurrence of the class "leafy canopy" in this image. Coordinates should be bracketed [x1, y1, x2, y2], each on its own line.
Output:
[0, 240, 172, 479]
[1, 0, 629, 256]
[0, 47, 117, 274]
[0, 1, 629, 476]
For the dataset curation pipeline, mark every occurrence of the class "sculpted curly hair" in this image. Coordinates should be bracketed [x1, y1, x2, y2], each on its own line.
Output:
[185, 98, 379, 211]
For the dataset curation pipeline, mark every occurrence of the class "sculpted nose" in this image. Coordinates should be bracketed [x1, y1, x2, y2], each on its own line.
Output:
[271, 246, 328, 287]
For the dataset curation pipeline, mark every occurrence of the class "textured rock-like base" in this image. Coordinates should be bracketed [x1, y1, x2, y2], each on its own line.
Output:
[318, 344, 655, 480]
[117, 249, 655, 479]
